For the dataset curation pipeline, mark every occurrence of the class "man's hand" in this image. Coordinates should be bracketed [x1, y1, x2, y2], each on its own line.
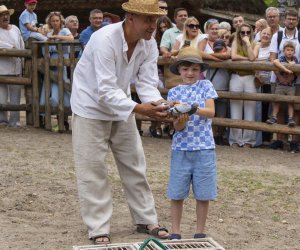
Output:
[133, 103, 169, 119]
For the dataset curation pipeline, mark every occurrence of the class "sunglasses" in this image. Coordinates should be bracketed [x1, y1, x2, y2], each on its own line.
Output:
[159, 6, 168, 10]
[240, 30, 251, 35]
[221, 35, 230, 39]
[187, 24, 200, 29]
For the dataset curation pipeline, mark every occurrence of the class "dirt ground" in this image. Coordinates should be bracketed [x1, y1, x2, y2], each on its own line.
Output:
[0, 121, 300, 250]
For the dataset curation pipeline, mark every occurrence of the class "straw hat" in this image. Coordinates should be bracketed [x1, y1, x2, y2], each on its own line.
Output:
[170, 47, 209, 75]
[122, 0, 166, 16]
[0, 5, 14, 16]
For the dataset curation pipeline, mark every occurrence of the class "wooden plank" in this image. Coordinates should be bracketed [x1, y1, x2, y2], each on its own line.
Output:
[134, 114, 300, 135]
[0, 76, 31, 85]
[44, 44, 52, 130]
[0, 48, 31, 58]
[31, 43, 40, 127]
[69, 44, 75, 84]
[57, 43, 64, 132]
[24, 59, 33, 125]
[131, 87, 300, 104]
[0, 104, 30, 111]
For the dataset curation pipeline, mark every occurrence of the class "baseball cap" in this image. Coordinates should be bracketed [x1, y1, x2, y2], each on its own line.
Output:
[213, 39, 226, 50]
[25, 0, 38, 4]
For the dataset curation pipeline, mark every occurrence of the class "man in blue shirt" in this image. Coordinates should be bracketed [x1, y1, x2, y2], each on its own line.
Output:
[79, 9, 103, 48]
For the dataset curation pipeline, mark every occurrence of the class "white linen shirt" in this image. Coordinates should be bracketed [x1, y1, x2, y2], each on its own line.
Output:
[0, 25, 24, 75]
[71, 22, 163, 121]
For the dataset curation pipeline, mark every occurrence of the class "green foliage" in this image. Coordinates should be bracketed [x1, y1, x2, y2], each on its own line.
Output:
[264, 0, 278, 7]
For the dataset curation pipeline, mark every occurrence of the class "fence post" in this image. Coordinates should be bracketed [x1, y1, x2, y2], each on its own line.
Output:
[44, 43, 52, 130]
[31, 42, 40, 127]
[57, 43, 64, 132]
[24, 58, 33, 125]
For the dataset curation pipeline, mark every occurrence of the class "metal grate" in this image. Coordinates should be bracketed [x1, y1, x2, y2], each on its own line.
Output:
[73, 238, 225, 250]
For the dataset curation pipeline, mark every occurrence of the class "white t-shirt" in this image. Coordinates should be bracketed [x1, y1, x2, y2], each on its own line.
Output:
[0, 25, 24, 75]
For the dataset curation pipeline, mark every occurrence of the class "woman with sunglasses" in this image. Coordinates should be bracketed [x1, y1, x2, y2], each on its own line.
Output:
[40, 12, 74, 131]
[229, 23, 260, 148]
[171, 17, 206, 56]
[218, 29, 232, 47]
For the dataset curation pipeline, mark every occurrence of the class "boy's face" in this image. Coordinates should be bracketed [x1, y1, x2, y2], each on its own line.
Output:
[284, 47, 295, 59]
[25, 3, 37, 12]
[178, 63, 201, 85]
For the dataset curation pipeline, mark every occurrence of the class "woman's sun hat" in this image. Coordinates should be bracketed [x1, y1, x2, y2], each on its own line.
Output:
[170, 47, 209, 75]
[122, 0, 167, 16]
[0, 5, 14, 16]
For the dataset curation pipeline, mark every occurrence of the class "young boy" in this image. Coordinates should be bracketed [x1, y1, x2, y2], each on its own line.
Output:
[167, 47, 218, 240]
[267, 41, 298, 127]
[19, 0, 47, 42]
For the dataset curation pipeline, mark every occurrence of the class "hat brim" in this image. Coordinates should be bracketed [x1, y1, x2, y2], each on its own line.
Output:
[0, 9, 14, 15]
[213, 45, 225, 50]
[170, 57, 209, 75]
[122, 2, 167, 16]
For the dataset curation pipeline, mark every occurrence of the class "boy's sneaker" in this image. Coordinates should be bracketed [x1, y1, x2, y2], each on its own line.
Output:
[266, 116, 277, 124]
[287, 118, 296, 127]
[289, 141, 300, 153]
[269, 140, 284, 150]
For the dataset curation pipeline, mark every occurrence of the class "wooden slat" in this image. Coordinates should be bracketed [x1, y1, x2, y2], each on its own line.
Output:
[0, 48, 31, 58]
[44, 44, 52, 130]
[134, 114, 300, 135]
[31, 43, 39, 127]
[24, 59, 33, 125]
[0, 76, 31, 85]
[57, 43, 64, 132]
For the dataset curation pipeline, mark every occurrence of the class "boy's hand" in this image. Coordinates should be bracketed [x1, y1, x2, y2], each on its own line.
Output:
[173, 113, 189, 131]
[177, 113, 189, 123]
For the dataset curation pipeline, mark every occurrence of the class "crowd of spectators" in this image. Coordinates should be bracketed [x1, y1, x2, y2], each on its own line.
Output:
[0, 0, 299, 152]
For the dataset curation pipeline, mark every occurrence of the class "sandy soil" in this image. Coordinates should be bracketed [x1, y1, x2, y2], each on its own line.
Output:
[0, 122, 300, 250]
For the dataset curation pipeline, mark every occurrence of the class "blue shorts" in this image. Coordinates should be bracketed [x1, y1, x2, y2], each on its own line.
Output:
[167, 149, 217, 201]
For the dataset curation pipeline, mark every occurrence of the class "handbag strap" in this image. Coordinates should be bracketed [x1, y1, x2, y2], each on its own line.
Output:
[209, 68, 219, 82]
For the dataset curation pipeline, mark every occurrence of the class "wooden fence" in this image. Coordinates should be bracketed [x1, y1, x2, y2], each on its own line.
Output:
[1, 41, 300, 134]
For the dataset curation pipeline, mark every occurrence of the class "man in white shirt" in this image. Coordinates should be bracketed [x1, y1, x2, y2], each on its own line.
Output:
[71, 0, 171, 244]
[0, 5, 24, 127]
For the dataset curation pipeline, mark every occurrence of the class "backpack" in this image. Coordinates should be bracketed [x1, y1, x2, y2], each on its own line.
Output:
[277, 30, 300, 50]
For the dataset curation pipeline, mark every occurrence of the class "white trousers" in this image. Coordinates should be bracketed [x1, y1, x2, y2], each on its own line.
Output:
[72, 114, 158, 239]
[229, 74, 257, 146]
[0, 84, 21, 126]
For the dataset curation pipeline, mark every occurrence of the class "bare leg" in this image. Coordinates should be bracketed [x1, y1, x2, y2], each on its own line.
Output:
[170, 199, 184, 234]
[195, 200, 209, 234]
[287, 104, 294, 119]
[271, 102, 279, 117]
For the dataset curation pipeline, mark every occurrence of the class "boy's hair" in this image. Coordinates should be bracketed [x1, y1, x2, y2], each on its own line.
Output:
[283, 41, 296, 51]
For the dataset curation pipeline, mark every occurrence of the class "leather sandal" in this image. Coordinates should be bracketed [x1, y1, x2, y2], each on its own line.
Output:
[137, 224, 169, 239]
[92, 234, 110, 245]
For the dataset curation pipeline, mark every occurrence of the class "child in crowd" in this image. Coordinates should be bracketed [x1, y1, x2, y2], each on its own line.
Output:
[19, 0, 47, 42]
[267, 41, 298, 127]
[167, 47, 218, 240]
